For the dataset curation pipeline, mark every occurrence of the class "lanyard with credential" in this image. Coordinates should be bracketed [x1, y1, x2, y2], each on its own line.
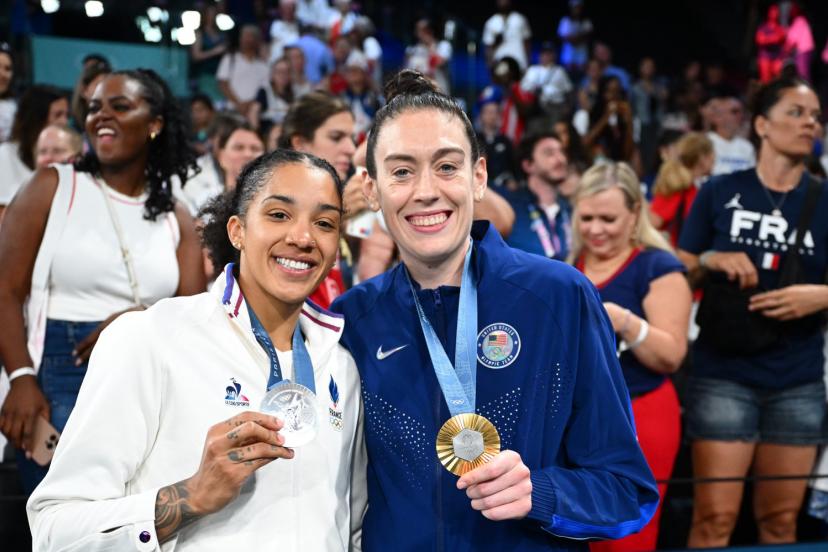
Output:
[405, 239, 500, 475]
[528, 204, 557, 258]
[247, 303, 316, 394]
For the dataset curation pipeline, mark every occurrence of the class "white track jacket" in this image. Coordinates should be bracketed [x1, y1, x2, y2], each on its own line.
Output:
[27, 269, 366, 551]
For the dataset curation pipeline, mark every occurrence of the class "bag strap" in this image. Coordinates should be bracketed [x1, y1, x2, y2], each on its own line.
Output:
[97, 177, 144, 307]
[778, 173, 822, 286]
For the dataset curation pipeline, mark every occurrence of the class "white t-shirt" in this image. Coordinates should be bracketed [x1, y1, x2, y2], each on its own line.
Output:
[268, 19, 300, 63]
[296, 0, 335, 29]
[47, 171, 180, 321]
[520, 64, 572, 105]
[216, 53, 270, 103]
[482, 11, 531, 69]
[708, 131, 756, 176]
[0, 98, 16, 142]
[0, 141, 34, 205]
[405, 41, 453, 94]
[175, 153, 224, 217]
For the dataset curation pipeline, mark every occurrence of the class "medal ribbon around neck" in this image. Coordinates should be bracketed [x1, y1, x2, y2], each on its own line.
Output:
[405, 239, 500, 475]
[245, 295, 319, 447]
[405, 239, 478, 417]
[246, 302, 316, 393]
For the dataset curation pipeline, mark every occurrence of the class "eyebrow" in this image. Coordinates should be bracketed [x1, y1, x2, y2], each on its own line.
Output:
[89, 95, 130, 104]
[261, 195, 341, 213]
[383, 147, 466, 165]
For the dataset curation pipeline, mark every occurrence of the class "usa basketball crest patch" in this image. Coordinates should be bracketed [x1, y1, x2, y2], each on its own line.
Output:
[477, 323, 521, 369]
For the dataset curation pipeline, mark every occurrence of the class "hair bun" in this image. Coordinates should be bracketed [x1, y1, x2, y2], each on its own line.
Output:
[383, 69, 440, 103]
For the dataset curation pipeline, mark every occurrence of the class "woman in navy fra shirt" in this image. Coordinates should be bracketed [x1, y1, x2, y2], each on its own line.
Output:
[571, 162, 691, 552]
[678, 76, 827, 547]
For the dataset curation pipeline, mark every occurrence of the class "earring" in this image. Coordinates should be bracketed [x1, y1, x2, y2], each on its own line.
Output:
[233, 241, 241, 250]
[150, 131, 158, 141]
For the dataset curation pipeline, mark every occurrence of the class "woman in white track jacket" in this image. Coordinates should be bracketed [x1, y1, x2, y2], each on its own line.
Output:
[27, 149, 366, 551]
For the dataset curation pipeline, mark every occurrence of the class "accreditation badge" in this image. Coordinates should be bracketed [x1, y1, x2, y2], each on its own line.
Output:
[260, 382, 319, 447]
[436, 413, 501, 476]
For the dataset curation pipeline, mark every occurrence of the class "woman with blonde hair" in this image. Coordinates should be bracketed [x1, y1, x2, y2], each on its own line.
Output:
[571, 161, 692, 552]
[650, 132, 714, 245]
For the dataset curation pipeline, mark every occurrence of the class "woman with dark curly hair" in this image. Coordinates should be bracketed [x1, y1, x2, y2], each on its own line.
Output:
[0, 69, 206, 494]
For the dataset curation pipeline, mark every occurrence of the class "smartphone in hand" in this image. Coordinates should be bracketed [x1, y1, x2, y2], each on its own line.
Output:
[31, 416, 60, 466]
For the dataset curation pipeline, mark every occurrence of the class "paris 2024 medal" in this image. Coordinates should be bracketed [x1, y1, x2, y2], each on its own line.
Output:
[260, 382, 318, 447]
[436, 413, 501, 476]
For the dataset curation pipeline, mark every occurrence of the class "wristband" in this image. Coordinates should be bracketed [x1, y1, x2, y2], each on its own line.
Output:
[627, 319, 650, 350]
[699, 250, 716, 269]
[8, 366, 36, 383]
[619, 308, 632, 337]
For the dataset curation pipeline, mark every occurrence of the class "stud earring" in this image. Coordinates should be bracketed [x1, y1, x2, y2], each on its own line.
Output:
[150, 131, 158, 140]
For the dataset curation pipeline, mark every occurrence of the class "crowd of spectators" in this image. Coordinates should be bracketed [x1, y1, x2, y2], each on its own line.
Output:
[1, 0, 828, 548]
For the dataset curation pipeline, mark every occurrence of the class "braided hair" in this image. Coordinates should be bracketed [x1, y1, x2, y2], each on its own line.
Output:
[75, 69, 199, 221]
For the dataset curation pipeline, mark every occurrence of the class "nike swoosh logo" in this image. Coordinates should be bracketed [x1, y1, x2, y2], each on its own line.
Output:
[376, 344, 408, 360]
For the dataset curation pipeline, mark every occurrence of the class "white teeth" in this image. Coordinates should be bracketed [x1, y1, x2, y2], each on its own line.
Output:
[409, 213, 448, 227]
[276, 257, 311, 270]
[97, 128, 115, 137]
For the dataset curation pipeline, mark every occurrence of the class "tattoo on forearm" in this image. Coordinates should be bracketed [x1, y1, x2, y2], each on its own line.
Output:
[155, 480, 202, 543]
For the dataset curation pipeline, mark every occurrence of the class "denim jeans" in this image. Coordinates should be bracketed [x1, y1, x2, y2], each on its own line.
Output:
[16, 319, 100, 495]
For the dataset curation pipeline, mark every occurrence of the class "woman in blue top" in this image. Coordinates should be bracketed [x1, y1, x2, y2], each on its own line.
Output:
[331, 69, 658, 551]
[678, 75, 827, 547]
[571, 162, 691, 552]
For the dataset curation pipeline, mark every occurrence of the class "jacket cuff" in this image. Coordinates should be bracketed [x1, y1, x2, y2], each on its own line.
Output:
[527, 470, 557, 525]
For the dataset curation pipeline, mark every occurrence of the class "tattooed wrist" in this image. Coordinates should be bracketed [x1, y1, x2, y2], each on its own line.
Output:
[154, 478, 203, 543]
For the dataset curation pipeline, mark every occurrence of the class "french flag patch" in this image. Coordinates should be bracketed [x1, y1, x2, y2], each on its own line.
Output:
[762, 252, 780, 270]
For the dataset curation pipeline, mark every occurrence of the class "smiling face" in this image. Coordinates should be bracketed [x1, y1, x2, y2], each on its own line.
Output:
[229, 162, 342, 308]
[366, 109, 487, 272]
[575, 187, 638, 261]
[293, 111, 355, 180]
[756, 85, 821, 159]
[219, 128, 265, 189]
[86, 75, 162, 167]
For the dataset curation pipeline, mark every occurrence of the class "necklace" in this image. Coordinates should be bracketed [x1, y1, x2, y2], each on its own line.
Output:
[756, 169, 796, 217]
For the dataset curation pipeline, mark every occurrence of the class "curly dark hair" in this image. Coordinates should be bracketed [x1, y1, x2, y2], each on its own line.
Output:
[199, 149, 343, 275]
[75, 69, 199, 221]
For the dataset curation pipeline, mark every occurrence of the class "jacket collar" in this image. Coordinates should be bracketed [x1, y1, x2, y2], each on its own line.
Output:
[212, 264, 345, 359]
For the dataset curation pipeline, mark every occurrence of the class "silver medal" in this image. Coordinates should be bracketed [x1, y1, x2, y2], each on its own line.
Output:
[260, 382, 318, 447]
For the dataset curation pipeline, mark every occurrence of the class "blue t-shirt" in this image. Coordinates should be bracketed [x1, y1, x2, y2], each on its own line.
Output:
[501, 187, 571, 261]
[678, 169, 828, 389]
[580, 248, 686, 396]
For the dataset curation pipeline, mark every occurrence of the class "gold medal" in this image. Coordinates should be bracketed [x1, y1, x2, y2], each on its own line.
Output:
[436, 413, 500, 476]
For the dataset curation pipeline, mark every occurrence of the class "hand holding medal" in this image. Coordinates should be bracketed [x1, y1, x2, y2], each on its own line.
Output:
[247, 304, 320, 448]
[457, 450, 533, 521]
[407, 240, 501, 477]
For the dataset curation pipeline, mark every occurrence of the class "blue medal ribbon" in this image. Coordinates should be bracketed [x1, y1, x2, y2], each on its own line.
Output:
[247, 303, 316, 394]
[405, 240, 478, 417]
